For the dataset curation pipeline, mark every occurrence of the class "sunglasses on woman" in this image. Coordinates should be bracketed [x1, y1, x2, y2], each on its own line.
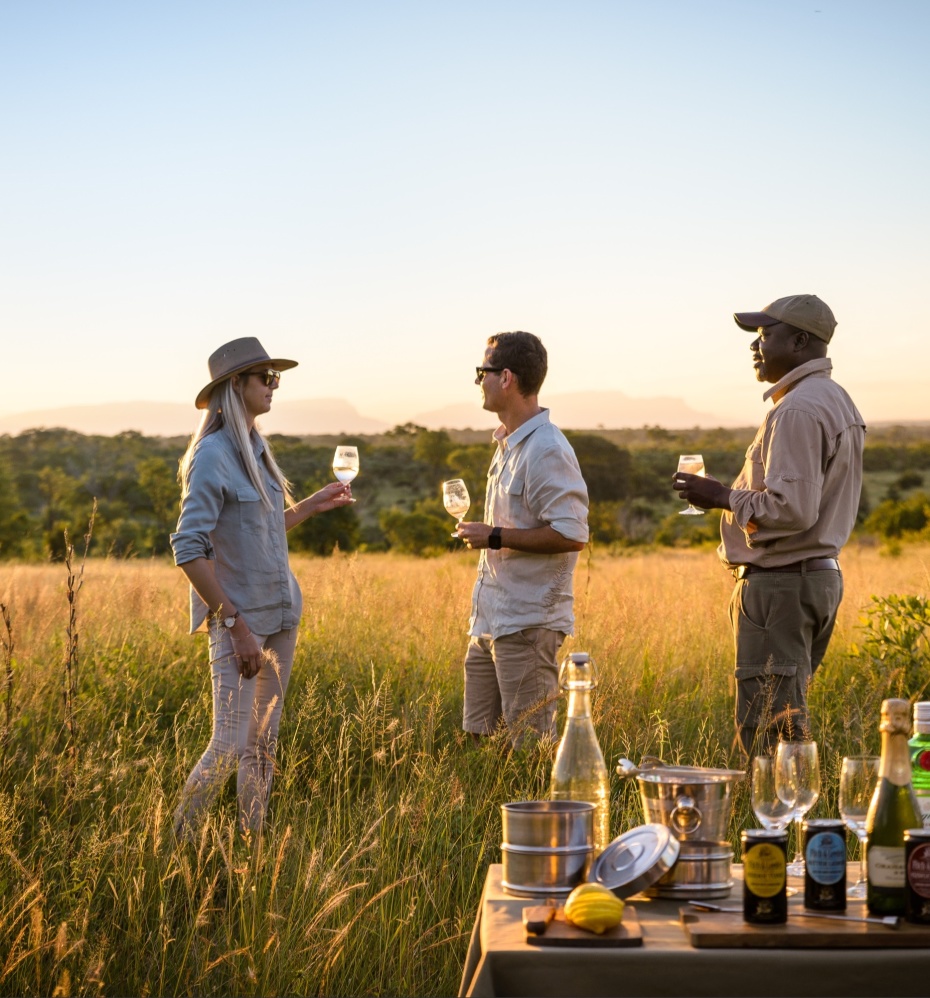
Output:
[246, 369, 282, 387]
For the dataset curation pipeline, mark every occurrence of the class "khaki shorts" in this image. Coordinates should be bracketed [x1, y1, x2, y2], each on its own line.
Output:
[463, 628, 565, 748]
[730, 568, 843, 754]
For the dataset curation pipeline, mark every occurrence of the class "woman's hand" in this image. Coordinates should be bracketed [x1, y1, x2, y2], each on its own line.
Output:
[230, 623, 263, 679]
[285, 482, 354, 530]
[309, 481, 354, 512]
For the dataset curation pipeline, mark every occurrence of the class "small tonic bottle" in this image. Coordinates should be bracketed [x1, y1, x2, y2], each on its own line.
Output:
[550, 653, 611, 854]
[909, 702, 930, 829]
[866, 698, 922, 915]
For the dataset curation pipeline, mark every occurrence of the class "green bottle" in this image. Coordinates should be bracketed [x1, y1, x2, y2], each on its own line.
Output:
[866, 698, 922, 915]
[909, 702, 930, 829]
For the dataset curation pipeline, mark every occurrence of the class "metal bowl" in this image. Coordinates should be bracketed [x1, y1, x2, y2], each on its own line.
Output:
[500, 801, 595, 898]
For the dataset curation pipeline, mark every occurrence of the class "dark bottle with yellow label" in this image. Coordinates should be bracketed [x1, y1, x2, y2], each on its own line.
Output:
[742, 829, 788, 924]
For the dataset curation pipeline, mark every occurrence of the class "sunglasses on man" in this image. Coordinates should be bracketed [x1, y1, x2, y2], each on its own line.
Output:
[475, 366, 504, 384]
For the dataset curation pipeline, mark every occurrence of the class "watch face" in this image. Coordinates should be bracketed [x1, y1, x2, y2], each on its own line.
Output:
[224, 616, 237, 628]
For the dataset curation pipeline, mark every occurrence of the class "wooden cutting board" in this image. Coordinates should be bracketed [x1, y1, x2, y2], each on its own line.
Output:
[525, 905, 643, 947]
[681, 910, 930, 949]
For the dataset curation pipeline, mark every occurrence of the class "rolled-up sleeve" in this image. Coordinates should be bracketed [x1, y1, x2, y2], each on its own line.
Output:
[526, 445, 590, 544]
[729, 409, 823, 545]
[169, 441, 226, 566]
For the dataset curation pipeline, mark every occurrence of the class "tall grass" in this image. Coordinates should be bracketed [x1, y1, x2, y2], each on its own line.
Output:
[0, 542, 928, 995]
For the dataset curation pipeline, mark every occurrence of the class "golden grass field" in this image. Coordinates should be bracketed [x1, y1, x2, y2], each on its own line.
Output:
[0, 543, 928, 995]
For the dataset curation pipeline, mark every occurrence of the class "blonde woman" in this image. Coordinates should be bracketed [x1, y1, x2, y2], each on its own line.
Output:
[170, 337, 353, 838]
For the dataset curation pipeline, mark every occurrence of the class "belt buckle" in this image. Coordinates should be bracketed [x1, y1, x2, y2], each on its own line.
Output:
[734, 565, 750, 580]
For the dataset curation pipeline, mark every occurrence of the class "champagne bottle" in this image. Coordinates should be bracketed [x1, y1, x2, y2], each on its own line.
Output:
[550, 653, 611, 854]
[909, 702, 930, 829]
[866, 698, 922, 915]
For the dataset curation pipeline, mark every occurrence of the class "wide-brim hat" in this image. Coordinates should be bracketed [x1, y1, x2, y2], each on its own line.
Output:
[733, 294, 837, 343]
[195, 337, 298, 409]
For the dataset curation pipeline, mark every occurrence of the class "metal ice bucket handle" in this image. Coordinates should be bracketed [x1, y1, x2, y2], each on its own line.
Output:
[669, 794, 702, 836]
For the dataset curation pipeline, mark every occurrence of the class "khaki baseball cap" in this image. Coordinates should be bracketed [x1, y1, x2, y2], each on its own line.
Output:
[733, 294, 837, 342]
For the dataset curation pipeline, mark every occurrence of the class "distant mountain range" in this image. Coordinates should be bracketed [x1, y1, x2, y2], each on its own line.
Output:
[0, 391, 734, 437]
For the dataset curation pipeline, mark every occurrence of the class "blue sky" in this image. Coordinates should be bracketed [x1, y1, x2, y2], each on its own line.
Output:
[2, 0, 928, 427]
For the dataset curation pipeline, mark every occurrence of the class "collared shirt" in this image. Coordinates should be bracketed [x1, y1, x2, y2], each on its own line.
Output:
[469, 409, 589, 640]
[170, 428, 301, 634]
[719, 358, 866, 569]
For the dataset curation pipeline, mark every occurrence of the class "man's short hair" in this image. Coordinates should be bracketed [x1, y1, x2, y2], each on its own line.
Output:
[487, 331, 548, 397]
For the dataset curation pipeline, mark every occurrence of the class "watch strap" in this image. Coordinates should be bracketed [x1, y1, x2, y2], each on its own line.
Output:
[488, 527, 503, 550]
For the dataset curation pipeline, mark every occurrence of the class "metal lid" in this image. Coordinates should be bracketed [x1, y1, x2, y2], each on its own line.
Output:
[589, 824, 680, 898]
[802, 818, 845, 831]
[741, 828, 787, 842]
[904, 828, 930, 842]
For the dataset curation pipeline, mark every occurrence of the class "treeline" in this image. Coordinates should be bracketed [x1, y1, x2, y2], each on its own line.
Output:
[1, 423, 929, 560]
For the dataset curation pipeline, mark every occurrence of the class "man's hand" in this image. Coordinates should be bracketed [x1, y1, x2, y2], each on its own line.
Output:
[671, 472, 732, 511]
[456, 521, 493, 549]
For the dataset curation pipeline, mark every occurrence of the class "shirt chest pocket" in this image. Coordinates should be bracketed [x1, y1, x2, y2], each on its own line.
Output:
[236, 486, 265, 533]
[499, 467, 525, 497]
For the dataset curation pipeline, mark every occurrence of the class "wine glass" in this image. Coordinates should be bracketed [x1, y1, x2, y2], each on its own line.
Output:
[775, 739, 821, 877]
[442, 479, 470, 538]
[751, 755, 795, 831]
[677, 454, 706, 515]
[333, 446, 360, 483]
[839, 755, 880, 900]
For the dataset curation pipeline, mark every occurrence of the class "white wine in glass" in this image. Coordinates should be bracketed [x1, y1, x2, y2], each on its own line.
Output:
[677, 453, 706, 516]
[333, 446, 360, 483]
[442, 479, 470, 538]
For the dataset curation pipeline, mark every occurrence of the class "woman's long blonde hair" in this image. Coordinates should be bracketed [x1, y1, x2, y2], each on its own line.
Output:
[179, 376, 294, 509]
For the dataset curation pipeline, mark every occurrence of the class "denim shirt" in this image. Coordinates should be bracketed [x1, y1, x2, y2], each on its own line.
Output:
[170, 428, 302, 635]
[469, 409, 589, 640]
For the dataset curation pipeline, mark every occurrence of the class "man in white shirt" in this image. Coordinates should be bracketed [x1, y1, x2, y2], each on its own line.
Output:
[457, 331, 589, 748]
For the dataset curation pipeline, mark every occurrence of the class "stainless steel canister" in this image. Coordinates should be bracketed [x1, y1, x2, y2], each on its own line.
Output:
[644, 840, 735, 898]
[500, 801, 595, 898]
[616, 758, 744, 898]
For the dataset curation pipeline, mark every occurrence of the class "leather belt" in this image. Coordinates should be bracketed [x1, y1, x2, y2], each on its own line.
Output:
[734, 558, 839, 579]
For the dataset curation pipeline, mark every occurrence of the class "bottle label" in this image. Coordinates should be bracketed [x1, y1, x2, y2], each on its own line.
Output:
[915, 749, 930, 772]
[869, 845, 906, 888]
[806, 832, 846, 885]
[917, 794, 930, 830]
[744, 843, 786, 898]
[908, 843, 930, 899]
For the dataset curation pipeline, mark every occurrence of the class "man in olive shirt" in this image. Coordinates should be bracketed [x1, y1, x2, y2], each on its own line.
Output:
[457, 331, 589, 749]
[674, 295, 865, 755]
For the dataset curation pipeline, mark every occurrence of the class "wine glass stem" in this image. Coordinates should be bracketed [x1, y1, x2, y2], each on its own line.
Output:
[858, 832, 867, 885]
[793, 816, 803, 864]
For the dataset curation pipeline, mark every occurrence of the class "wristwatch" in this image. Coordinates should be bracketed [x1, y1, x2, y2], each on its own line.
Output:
[488, 527, 503, 550]
[220, 610, 240, 629]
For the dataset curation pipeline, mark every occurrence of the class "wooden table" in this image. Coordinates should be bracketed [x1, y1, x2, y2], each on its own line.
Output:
[459, 864, 930, 997]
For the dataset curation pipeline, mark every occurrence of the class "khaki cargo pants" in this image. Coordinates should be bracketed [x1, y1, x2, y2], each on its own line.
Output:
[730, 567, 843, 756]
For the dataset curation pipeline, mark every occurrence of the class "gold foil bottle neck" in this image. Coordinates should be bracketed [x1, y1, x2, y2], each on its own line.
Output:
[880, 697, 911, 735]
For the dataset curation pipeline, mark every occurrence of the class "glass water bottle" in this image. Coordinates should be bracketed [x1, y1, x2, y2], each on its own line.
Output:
[549, 652, 611, 854]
